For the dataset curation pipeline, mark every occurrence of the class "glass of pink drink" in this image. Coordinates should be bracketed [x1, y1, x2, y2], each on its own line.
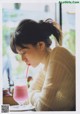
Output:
[13, 78, 28, 105]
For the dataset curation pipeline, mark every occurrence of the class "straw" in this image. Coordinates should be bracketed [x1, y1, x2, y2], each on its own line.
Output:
[26, 64, 30, 79]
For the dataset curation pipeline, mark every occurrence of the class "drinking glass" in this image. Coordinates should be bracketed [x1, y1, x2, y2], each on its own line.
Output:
[13, 78, 28, 106]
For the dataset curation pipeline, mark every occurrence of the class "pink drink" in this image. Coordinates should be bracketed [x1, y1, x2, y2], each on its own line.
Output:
[13, 85, 28, 104]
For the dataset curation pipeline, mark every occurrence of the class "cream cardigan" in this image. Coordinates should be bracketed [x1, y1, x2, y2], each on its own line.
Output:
[28, 46, 75, 111]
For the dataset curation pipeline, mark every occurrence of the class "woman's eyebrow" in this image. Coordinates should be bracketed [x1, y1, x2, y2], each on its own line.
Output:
[18, 47, 28, 51]
[17, 45, 30, 53]
[25, 46, 29, 49]
[23, 45, 30, 49]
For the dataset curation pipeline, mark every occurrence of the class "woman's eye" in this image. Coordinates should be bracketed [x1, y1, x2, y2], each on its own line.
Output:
[22, 51, 27, 55]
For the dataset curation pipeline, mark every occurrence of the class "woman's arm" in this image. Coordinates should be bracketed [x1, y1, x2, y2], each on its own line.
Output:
[29, 61, 68, 110]
[29, 47, 75, 111]
[24, 69, 45, 104]
[29, 70, 45, 91]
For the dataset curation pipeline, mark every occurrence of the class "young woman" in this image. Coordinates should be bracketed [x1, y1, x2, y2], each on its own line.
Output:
[10, 19, 75, 111]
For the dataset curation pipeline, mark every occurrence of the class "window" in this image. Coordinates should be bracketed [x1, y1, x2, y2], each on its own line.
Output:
[2, 2, 56, 89]
[62, 4, 75, 55]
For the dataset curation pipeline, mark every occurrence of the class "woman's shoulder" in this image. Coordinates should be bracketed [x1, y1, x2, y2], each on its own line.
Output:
[51, 46, 74, 56]
[50, 46, 75, 61]
[52, 46, 69, 53]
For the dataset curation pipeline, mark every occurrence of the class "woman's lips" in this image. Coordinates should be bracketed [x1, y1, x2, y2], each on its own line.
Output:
[28, 63, 31, 66]
[25, 60, 31, 66]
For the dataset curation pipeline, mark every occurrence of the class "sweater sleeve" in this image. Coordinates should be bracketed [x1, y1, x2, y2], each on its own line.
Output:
[29, 69, 45, 91]
[24, 68, 45, 105]
[28, 69, 45, 103]
[29, 47, 75, 111]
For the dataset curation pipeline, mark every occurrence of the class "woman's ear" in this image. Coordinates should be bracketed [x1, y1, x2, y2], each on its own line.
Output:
[37, 42, 45, 50]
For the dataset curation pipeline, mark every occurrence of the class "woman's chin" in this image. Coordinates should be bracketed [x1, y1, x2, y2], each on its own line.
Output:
[31, 64, 39, 68]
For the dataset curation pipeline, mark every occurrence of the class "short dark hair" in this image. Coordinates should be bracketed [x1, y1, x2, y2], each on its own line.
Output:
[10, 19, 62, 53]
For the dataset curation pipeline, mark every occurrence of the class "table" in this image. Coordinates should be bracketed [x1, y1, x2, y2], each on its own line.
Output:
[10, 104, 35, 112]
[3, 95, 18, 105]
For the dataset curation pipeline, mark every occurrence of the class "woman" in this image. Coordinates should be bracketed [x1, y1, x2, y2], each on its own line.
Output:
[10, 19, 75, 111]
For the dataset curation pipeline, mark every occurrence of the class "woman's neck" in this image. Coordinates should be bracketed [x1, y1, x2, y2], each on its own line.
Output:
[41, 48, 52, 71]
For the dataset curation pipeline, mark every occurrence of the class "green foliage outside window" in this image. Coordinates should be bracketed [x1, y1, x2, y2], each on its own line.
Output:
[63, 29, 75, 55]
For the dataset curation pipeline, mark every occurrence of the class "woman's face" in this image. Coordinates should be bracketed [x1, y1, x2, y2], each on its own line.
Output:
[16, 42, 45, 67]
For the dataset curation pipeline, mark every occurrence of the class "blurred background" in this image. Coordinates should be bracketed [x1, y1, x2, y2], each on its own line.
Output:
[2, 3, 75, 93]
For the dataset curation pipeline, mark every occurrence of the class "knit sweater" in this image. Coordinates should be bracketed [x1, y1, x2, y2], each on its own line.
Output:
[29, 46, 75, 111]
